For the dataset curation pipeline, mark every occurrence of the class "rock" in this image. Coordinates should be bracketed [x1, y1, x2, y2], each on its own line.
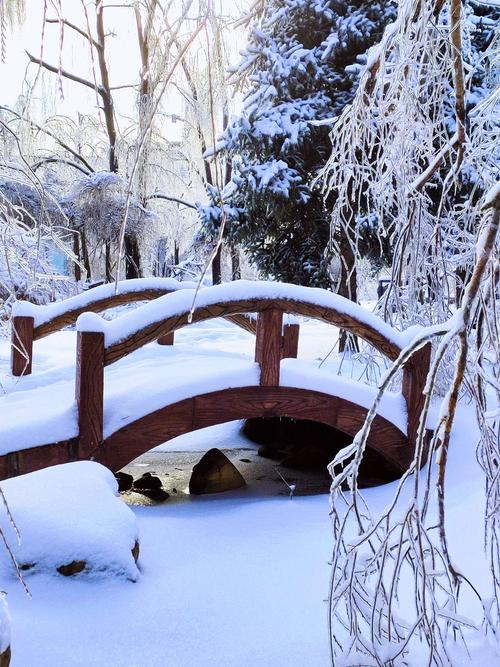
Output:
[134, 488, 170, 502]
[132, 540, 140, 563]
[0, 646, 11, 667]
[57, 560, 86, 576]
[133, 472, 162, 491]
[19, 563, 35, 572]
[189, 449, 246, 495]
[115, 472, 133, 492]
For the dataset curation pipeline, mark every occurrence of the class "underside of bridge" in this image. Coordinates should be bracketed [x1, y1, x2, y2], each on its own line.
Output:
[0, 388, 411, 483]
[93, 387, 410, 482]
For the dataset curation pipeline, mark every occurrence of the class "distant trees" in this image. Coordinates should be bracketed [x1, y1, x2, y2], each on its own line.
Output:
[3, 1, 206, 284]
[203, 0, 395, 295]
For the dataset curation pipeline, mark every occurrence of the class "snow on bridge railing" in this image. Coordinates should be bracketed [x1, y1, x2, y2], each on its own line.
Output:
[72, 280, 430, 457]
[75, 280, 414, 364]
[10, 277, 257, 376]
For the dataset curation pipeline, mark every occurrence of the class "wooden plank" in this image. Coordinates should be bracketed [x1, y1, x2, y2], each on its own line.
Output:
[158, 331, 175, 346]
[282, 323, 299, 359]
[11, 315, 34, 376]
[0, 387, 414, 478]
[402, 343, 432, 449]
[34, 288, 258, 340]
[100, 387, 410, 475]
[76, 331, 104, 457]
[255, 309, 283, 386]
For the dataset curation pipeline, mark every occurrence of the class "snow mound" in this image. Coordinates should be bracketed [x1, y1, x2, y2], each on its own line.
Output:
[0, 462, 139, 580]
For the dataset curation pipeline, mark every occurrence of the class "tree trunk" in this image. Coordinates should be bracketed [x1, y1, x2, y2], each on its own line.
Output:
[125, 234, 141, 279]
[212, 244, 222, 285]
[231, 245, 241, 280]
[81, 230, 91, 281]
[105, 240, 113, 282]
[73, 232, 81, 282]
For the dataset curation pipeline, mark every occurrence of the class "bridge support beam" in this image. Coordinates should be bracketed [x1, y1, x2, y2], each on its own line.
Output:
[76, 331, 104, 457]
[402, 343, 431, 450]
[282, 323, 299, 359]
[11, 315, 34, 376]
[158, 331, 175, 346]
[255, 309, 283, 386]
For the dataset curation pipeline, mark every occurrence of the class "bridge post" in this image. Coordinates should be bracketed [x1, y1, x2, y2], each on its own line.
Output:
[282, 323, 299, 359]
[402, 343, 431, 450]
[158, 331, 175, 346]
[76, 330, 104, 457]
[11, 315, 34, 376]
[255, 309, 283, 386]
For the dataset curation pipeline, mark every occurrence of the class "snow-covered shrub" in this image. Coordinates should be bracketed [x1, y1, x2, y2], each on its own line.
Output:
[0, 462, 140, 580]
[205, 0, 396, 289]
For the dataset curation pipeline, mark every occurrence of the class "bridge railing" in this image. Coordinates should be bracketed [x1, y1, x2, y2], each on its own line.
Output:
[10, 278, 256, 376]
[72, 280, 430, 456]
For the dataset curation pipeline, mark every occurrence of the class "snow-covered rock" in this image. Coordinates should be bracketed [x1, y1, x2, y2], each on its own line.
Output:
[0, 462, 139, 580]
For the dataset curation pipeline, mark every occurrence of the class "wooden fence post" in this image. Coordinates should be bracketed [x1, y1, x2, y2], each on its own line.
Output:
[76, 331, 104, 457]
[255, 309, 283, 386]
[11, 316, 34, 376]
[282, 323, 299, 359]
[158, 331, 175, 346]
[402, 343, 432, 449]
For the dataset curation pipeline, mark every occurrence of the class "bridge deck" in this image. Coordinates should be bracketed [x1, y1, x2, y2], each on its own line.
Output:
[0, 323, 406, 459]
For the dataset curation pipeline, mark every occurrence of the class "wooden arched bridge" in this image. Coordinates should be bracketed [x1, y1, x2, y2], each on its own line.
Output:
[2, 279, 430, 480]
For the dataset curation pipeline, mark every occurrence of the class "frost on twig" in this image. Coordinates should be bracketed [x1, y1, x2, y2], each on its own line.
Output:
[319, 0, 500, 663]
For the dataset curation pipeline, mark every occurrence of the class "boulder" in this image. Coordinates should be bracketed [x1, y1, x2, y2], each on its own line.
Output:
[133, 473, 162, 491]
[57, 560, 86, 576]
[135, 488, 170, 502]
[115, 472, 133, 492]
[189, 449, 246, 495]
[132, 540, 140, 564]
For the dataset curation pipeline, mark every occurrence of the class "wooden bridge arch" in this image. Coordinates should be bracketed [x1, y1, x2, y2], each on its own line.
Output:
[5, 281, 431, 480]
[74, 283, 430, 474]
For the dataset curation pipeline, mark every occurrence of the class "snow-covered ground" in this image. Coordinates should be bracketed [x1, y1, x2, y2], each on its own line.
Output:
[0, 318, 497, 666]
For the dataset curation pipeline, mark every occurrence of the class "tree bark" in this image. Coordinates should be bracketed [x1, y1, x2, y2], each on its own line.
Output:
[212, 244, 222, 285]
[124, 234, 141, 279]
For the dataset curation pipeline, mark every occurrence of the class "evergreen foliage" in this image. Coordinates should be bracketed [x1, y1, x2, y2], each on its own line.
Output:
[201, 0, 396, 287]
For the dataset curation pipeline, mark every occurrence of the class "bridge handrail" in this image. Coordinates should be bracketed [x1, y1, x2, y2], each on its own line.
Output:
[10, 278, 257, 376]
[76, 280, 411, 365]
[12, 278, 198, 337]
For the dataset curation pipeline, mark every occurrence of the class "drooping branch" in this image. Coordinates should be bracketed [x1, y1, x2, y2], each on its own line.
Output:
[31, 156, 92, 175]
[146, 193, 197, 210]
[0, 106, 96, 173]
[25, 50, 98, 91]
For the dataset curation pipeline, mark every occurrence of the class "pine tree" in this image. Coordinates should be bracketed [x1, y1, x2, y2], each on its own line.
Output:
[203, 0, 395, 291]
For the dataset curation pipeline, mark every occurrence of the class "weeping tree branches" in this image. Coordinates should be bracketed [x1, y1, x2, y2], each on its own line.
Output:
[326, 186, 499, 667]
[318, 0, 500, 664]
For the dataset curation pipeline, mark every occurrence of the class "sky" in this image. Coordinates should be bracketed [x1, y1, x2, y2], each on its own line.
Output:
[0, 0, 247, 138]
